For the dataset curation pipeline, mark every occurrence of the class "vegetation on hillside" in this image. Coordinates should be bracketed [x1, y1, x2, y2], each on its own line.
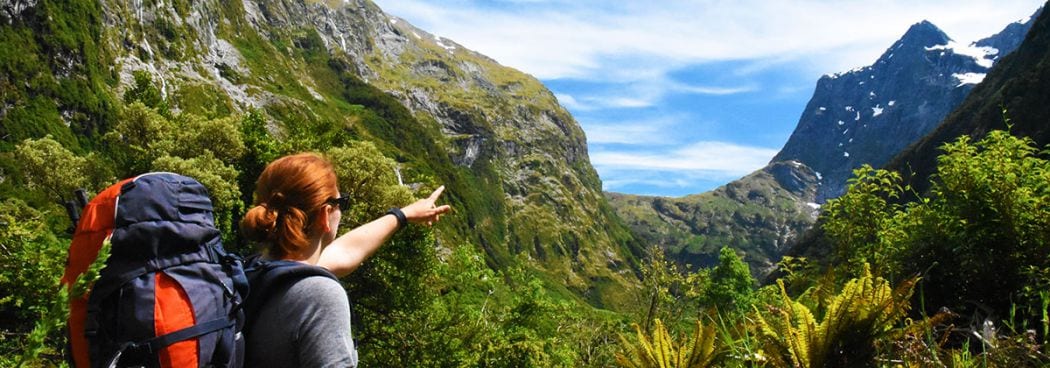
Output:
[613, 128, 1050, 367]
[607, 161, 820, 277]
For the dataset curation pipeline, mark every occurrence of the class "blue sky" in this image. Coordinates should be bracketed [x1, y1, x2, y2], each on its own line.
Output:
[371, 0, 1044, 197]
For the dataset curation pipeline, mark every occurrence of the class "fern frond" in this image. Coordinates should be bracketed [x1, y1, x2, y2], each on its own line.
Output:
[653, 319, 673, 368]
[615, 323, 653, 368]
[637, 322, 657, 365]
[681, 319, 717, 368]
[615, 332, 641, 368]
[754, 264, 918, 368]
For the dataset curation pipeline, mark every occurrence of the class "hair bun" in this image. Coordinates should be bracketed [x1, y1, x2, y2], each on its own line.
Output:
[240, 204, 279, 242]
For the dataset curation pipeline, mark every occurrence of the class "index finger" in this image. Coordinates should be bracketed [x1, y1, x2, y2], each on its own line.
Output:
[428, 185, 446, 201]
[433, 204, 452, 215]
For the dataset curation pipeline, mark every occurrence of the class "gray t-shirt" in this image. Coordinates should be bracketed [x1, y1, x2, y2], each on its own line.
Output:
[245, 275, 358, 368]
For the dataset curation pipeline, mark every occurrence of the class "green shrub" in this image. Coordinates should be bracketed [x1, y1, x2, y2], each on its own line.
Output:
[0, 199, 68, 363]
[822, 129, 1050, 325]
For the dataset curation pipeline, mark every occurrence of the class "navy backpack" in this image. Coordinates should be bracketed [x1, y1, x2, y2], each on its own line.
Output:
[64, 173, 247, 368]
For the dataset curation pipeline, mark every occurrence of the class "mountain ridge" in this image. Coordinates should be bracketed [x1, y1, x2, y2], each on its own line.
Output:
[773, 12, 1039, 201]
[608, 8, 1040, 275]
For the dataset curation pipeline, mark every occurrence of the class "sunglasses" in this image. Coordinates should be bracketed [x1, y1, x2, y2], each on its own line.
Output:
[327, 192, 350, 211]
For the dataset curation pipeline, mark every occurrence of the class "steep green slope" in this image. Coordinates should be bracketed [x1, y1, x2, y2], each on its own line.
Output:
[607, 161, 820, 277]
[0, 0, 642, 308]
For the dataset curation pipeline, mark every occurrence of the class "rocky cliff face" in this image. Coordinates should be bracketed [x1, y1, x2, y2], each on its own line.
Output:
[773, 13, 1039, 201]
[0, 0, 642, 307]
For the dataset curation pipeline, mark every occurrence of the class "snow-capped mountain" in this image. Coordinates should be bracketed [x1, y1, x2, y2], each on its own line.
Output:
[772, 8, 1041, 202]
[607, 6, 1043, 278]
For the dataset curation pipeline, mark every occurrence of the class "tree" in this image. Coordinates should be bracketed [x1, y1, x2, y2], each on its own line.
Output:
[700, 247, 755, 316]
[821, 165, 904, 277]
[169, 114, 245, 165]
[325, 142, 412, 225]
[123, 70, 167, 113]
[15, 136, 91, 199]
[639, 244, 704, 331]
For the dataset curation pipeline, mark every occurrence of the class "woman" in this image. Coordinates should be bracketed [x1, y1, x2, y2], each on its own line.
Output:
[239, 153, 451, 367]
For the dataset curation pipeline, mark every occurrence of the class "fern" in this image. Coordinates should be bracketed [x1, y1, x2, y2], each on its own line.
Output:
[616, 319, 719, 368]
[16, 239, 111, 367]
[754, 264, 917, 367]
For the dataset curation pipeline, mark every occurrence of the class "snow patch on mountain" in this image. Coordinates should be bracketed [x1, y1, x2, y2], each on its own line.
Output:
[953, 72, 987, 86]
[926, 41, 998, 68]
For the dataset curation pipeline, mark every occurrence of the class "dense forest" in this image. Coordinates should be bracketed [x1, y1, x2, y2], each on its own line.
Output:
[1, 0, 1050, 367]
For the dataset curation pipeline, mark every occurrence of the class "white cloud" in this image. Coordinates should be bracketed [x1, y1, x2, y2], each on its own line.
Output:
[553, 93, 585, 110]
[557, 78, 756, 113]
[605, 97, 652, 109]
[372, 0, 1043, 81]
[601, 177, 695, 192]
[591, 141, 779, 195]
[590, 141, 778, 178]
[580, 116, 683, 145]
[670, 83, 757, 96]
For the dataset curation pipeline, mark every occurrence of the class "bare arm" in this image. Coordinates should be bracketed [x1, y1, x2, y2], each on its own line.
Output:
[318, 186, 452, 278]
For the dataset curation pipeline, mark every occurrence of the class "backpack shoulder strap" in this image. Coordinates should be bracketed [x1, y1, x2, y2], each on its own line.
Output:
[242, 255, 338, 333]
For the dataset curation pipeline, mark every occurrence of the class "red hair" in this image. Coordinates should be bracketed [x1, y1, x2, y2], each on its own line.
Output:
[240, 153, 338, 259]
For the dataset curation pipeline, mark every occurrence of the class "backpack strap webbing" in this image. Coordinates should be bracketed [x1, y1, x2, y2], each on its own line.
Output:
[242, 255, 339, 334]
[101, 317, 236, 368]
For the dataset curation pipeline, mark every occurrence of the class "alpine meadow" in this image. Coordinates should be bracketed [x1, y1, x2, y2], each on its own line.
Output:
[2, 1, 1050, 367]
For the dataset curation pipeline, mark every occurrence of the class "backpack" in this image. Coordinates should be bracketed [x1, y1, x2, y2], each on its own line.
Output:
[240, 255, 339, 336]
[61, 173, 248, 368]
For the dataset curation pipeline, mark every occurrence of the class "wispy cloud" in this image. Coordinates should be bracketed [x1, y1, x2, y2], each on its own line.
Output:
[590, 141, 778, 178]
[556, 78, 756, 112]
[580, 116, 684, 145]
[591, 142, 779, 195]
[374, 0, 1042, 80]
[671, 83, 757, 96]
[553, 93, 584, 110]
[601, 177, 697, 191]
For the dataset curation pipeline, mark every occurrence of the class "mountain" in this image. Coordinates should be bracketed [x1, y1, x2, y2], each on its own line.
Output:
[607, 161, 820, 276]
[774, 11, 1040, 202]
[0, 0, 642, 308]
[887, 5, 1050, 195]
[789, 1, 1050, 276]
[607, 10, 1039, 276]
